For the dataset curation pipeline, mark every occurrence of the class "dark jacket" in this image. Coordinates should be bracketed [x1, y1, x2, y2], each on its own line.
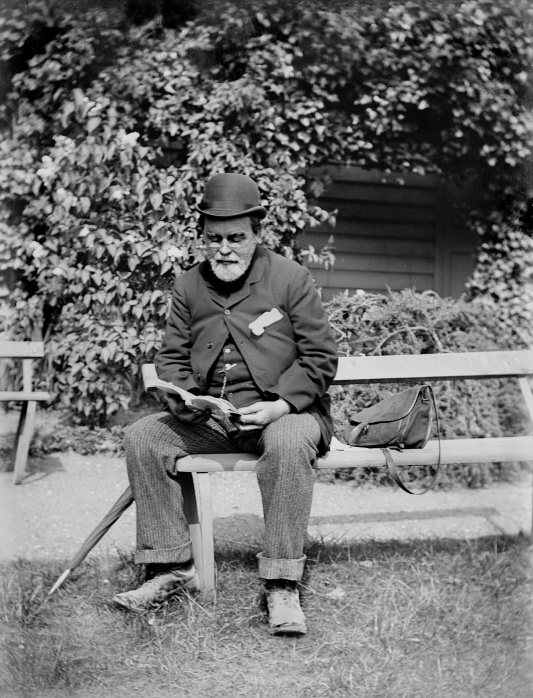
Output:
[155, 246, 338, 454]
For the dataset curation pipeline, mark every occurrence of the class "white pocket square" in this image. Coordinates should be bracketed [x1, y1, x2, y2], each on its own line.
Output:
[248, 308, 284, 336]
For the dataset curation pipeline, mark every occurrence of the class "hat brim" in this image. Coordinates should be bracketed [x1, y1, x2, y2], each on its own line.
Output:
[196, 204, 267, 220]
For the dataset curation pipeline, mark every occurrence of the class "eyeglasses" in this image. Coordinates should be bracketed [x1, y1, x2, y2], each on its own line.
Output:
[205, 233, 249, 249]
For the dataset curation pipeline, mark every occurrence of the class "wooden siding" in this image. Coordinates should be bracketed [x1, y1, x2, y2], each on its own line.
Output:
[301, 167, 478, 299]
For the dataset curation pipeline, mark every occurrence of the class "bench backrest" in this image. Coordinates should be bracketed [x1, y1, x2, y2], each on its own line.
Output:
[143, 350, 533, 388]
[142, 349, 533, 427]
[0, 340, 45, 359]
[333, 350, 533, 384]
[0, 340, 45, 395]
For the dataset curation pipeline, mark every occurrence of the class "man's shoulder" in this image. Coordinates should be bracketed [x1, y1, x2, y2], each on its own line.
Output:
[260, 247, 309, 278]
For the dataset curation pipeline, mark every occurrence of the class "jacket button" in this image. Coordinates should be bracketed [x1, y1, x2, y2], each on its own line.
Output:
[224, 309, 231, 315]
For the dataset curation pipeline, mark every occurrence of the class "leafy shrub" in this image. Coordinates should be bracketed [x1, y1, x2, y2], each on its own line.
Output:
[28, 423, 126, 456]
[0, 0, 531, 424]
[0, 415, 126, 470]
[323, 288, 530, 488]
[466, 198, 533, 343]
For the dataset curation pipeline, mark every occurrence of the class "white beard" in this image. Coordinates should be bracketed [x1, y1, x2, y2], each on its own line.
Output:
[210, 259, 250, 282]
[208, 244, 256, 283]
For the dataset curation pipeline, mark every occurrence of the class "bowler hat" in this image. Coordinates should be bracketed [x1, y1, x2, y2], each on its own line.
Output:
[196, 173, 267, 219]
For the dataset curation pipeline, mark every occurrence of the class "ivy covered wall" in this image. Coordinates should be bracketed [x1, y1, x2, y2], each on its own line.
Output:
[0, 0, 531, 423]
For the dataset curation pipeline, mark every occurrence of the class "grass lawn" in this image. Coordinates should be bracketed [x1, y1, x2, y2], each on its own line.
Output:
[0, 537, 532, 698]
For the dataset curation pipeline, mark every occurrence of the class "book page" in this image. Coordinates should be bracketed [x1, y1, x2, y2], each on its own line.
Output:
[145, 377, 196, 402]
[189, 395, 237, 415]
[146, 377, 237, 415]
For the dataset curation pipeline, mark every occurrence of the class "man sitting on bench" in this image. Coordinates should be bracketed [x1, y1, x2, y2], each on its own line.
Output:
[113, 173, 338, 635]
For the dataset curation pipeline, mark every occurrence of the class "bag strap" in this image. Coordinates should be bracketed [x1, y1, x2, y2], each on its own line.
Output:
[381, 385, 441, 495]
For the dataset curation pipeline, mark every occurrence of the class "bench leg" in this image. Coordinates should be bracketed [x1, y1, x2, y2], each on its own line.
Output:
[518, 378, 533, 543]
[181, 472, 216, 601]
[11, 401, 37, 485]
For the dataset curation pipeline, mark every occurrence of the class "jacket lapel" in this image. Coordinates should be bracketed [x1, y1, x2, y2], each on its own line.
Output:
[225, 251, 265, 309]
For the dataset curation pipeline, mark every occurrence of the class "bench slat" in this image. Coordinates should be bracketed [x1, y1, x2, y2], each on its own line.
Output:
[22, 359, 32, 393]
[0, 392, 50, 402]
[176, 436, 533, 473]
[0, 340, 45, 359]
[334, 350, 533, 384]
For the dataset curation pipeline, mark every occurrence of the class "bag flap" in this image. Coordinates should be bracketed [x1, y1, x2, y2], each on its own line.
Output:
[349, 385, 425, 425]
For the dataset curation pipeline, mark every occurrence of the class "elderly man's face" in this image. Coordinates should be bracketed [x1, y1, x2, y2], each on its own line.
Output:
[203, 216, 257, 282]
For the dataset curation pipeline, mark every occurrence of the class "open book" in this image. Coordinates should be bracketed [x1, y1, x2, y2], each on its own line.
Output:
[145, 376, 238, 416]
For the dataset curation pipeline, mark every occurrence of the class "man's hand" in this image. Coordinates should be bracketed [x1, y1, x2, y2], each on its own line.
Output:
[232, 399, 291, 432]
[166, 395, 211, 425]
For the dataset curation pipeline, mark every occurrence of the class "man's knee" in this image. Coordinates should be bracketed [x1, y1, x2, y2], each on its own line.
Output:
[260, 414, 320, 465]
[124, 412, 169, 455]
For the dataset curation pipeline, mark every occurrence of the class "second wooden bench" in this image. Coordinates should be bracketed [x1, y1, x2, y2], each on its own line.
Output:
[1, 340, 50, 484]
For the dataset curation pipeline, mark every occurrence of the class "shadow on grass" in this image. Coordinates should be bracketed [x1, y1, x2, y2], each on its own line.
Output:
[1, 535, 532, 698]
[214, 531, 532, 567]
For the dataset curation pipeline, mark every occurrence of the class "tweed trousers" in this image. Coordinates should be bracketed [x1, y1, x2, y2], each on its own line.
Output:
[124, 410, 321, 580]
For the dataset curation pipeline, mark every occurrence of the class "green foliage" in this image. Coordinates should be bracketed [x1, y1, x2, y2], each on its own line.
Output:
[324, 288, 529, 488]
[0, 0, 531, 423]
[466, 197, 533, 342]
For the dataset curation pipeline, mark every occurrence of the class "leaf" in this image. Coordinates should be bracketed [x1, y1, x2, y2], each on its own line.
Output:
[87, 117, 101, 134]
[151, 290, 163, 304]
[150, 192, 163, 210]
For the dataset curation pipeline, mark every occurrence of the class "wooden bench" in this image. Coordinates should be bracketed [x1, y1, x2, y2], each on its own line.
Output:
[142, 349, 533, 599]
[0, 340, 50, 484]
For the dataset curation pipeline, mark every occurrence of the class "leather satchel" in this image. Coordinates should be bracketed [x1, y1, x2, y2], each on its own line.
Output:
[343, 385, 441, 495]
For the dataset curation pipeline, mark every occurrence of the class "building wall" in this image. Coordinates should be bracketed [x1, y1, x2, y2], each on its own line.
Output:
[0, 166, 481, 302]
[300, 166, 479, 300]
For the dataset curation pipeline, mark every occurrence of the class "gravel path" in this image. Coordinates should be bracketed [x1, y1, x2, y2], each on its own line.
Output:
[1, 449, 531, 564]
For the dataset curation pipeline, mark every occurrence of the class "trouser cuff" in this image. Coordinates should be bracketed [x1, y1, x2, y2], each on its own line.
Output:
[257, 553, 306, 581]
[135, 541, 192, 565]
